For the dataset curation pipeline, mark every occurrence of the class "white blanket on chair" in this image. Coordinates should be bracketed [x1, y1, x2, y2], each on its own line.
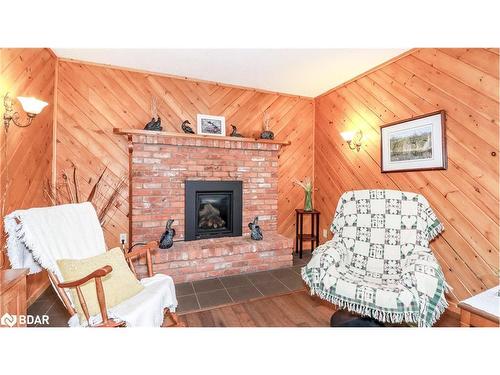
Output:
[68, 273, 178, 328]
[4, 202, 106, 279]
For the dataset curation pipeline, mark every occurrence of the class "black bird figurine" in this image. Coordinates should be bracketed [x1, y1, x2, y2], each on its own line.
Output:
[159, 219, 176, 249]
[144, 116, 162, 131]
[248, 216, 263, 241]
[181, 120, 195, 134]
[144, 117, 156, 130]
[230, 124, 243, 137]
[153, 116, 162, 131]
[260, 130, 274, 140]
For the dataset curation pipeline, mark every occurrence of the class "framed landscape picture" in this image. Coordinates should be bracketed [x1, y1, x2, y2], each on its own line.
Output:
[380, 110, 447, 173]
[197, 114, 226, 137]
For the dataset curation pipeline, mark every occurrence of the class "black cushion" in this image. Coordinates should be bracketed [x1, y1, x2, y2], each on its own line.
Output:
[330, 310, 384, 327]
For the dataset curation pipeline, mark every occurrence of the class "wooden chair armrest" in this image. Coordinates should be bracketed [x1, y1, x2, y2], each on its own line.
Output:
[57, 265, 114, 327]
[125, 240, 158, 278]
[125, 240, 159, 260]
[57, 265, 113, 288]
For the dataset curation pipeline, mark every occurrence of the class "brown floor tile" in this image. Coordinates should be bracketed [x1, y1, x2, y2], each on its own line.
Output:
[246, 271, 275, 284]
[279, 275, 306, 291]
[254, 279, 290, 296]
[293, 252, 312, 266]
[197, 289, 232, 309]
[193, 278, 224, 293]
[176, 282, 195, 296]
[270, 267, 297, 280]
[177, 294, 200, 313]
[291, 265, 304, 275]
[226, 285, 262, 302]
[220, 274, 252, 288]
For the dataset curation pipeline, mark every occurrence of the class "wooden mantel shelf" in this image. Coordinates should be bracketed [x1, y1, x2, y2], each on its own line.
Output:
[113, 128, 291, 146]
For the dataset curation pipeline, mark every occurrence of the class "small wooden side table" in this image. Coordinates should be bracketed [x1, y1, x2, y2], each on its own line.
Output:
[0, 269, 28, 327]
[295, 209, 320, 259]
[458, 286, 499, 327]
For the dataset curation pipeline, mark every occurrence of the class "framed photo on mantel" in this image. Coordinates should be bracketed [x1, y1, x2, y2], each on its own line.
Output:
[380, 110, 447, 173]
[197, 114, 226, 137]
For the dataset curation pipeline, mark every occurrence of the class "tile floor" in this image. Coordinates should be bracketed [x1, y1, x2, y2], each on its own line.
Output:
[166, 251, 311, 314]
[27, 251, 313, 326]
[176, 264, 306, 313]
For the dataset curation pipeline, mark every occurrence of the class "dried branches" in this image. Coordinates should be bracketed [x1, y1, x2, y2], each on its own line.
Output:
[87, 167, 106, 203]
[263, 110, 271, 131]
[45, 162, 126, 227]
[44, 179, 57, 206]
[97, 175, 126, 225]
[151, 95, 158, 119]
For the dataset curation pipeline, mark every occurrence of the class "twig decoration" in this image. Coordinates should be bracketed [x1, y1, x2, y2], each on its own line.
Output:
[44, 162, 126, 229]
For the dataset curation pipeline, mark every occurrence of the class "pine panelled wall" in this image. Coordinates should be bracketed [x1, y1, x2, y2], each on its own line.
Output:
[0, 48, 56, 303]
[55, 60, 314, 247]
[1, 48, 498, 312]
[314, 48, 499, 311]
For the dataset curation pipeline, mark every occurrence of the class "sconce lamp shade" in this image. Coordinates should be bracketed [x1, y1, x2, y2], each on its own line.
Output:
[17, 96, 48, 115]
[340, 129, 363, 152]
[340, 131, 355, 142]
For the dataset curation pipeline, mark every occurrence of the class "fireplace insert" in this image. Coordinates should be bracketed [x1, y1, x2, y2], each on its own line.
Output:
[184, 180, 242, 241]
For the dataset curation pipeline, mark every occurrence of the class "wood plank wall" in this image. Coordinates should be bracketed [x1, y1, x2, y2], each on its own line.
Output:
[56, 60, 314, 247]
[314, 48, 499, 311]
[0, 48, 56, 304]
[2, 48, 497, 310]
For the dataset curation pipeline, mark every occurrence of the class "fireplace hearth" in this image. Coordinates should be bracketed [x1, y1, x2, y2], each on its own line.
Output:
[185, 180, 242, 241]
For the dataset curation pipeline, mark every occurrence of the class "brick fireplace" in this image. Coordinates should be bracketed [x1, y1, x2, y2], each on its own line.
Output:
[121, 129, 293, 282]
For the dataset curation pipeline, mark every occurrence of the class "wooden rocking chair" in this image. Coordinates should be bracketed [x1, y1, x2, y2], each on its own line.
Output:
[52, 240, 184, 327]
[5, 202, 183, 328]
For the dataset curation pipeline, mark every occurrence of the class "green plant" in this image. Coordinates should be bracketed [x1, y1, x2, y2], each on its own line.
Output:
[293, 176, 314, 211]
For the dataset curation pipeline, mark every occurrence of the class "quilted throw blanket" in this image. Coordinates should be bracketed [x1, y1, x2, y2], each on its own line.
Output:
[301, 189, 449, 327]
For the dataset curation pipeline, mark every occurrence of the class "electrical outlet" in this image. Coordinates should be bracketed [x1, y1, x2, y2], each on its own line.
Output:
[119, 233, 127, 244]
[322, 229, 328, 239]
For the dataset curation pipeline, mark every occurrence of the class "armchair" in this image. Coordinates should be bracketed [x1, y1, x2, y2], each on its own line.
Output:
[301, 189, 450, 327]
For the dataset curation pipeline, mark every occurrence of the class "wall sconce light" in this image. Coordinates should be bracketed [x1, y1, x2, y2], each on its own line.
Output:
[341, 130, 363, 152]
[3, 92, 48, 131]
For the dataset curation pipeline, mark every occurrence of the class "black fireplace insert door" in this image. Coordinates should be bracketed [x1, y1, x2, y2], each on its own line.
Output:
[185, 181, 242, 241]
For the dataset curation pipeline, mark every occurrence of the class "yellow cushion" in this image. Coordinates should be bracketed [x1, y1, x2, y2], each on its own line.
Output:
[57, 247, 144, 323]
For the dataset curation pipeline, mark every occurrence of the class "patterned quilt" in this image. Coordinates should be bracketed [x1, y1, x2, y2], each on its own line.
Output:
[301, 189, 449, 327]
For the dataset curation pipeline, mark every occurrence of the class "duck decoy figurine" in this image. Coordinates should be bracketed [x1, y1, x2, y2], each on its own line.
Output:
[230, 124, 243, 137]
[144, 116, 162, 131]
[248, 216, 263, 241]
[153, 116, 162, 131]
[144, 117, 155, 130]
[181, 120, 195, 134]
[159, 219, 176, 249]
[260, 130, 274, 140]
